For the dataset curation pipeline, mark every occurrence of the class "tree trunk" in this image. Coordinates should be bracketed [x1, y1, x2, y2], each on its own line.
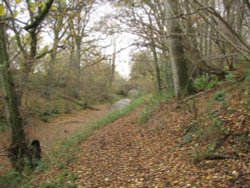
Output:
[151, 45, 162, 93]
[46, 31, 59, 97]
[164, 0, 190, 100]
[147, 9, 162, 94]
[46, 0, 65, 97]
[109, 38, 116, 88]
[0, 17, 31, 172]
[162, 50, 171, 90]
[19, 29, 37, 106]
[74, 36, 81, 99]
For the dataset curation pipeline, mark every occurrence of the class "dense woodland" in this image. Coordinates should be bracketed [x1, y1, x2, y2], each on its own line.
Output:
[0, 0, 249, 187]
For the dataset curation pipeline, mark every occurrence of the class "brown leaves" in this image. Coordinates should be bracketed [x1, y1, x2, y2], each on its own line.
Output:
[31, 82, 250, 187]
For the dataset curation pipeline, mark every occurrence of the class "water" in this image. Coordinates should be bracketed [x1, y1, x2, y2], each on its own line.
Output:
[112, 99, 132, 110]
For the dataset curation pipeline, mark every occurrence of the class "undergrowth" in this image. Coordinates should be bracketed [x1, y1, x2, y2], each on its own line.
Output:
[189, 79, 250, 164]
[193, 73, 220, 91]
[0, 170, 22, 188]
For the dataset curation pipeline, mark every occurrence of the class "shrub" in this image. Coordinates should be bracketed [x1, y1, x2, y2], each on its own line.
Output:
[225, 73, 236, 83]
[213, 91, 226, 102]
[39, 105, 61, 122]
[193, 74, 219, 91]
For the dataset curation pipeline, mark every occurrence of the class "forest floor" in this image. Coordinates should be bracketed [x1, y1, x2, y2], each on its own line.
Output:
[30, 80, 249, 188]
[0, 81, 249, 188]
[0, 104, 112, 175]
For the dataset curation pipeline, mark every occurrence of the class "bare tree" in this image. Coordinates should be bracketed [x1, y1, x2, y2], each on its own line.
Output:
[114, 2, 165, 93]
[67, 0, 95, 99]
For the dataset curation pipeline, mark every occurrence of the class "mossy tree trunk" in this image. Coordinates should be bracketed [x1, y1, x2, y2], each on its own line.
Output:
[0, 17, 31, 172]
[0, 0, 54, 171]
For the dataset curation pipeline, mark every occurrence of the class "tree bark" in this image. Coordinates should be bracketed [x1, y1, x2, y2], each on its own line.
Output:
[0, 17, 30, 172]
[164, 0, 190, 100]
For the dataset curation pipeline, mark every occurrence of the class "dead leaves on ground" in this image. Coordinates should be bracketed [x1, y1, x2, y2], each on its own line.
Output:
[34, 83, 249, 187]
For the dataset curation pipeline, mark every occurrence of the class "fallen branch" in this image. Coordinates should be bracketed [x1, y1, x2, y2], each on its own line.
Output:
[204, 154, 238, 161]
[184, 88, 216, 101]
[57, 95, 100, 111]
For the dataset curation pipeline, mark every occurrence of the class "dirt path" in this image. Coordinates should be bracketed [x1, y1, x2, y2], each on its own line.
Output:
[0, 104, 111, 174]
[26, 104, 112, 152]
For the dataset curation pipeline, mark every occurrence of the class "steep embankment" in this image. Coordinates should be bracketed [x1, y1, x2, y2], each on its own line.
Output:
[32, 80, 249, 187]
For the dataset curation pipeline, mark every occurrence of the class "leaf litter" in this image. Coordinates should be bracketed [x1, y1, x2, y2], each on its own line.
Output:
[33, 82, 249, 187]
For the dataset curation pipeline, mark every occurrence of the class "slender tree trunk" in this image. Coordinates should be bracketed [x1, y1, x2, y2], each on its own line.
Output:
[46, 1, 65, 96]
[74, 37, 81, 99]
[147, 10, 162, 93]
[109, 39, 116, 88]
[162, 49, 170, 89]
[69, 37, 75, 69]
[46, 31, 59, 97]
[164, 0, 190, 100]
[0, 17, 30, 172]
[151, 45, 162, 93]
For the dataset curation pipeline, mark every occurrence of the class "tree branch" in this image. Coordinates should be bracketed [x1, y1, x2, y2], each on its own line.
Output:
[24, 0, 54, 31]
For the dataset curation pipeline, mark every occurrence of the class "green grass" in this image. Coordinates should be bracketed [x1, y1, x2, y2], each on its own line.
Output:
[0, 170, 23, 188]
[61, 95, 147, 149]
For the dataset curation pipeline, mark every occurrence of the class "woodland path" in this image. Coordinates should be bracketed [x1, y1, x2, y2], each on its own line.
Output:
[0, 99, 131, 174]
[34, 89, 250, 187]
